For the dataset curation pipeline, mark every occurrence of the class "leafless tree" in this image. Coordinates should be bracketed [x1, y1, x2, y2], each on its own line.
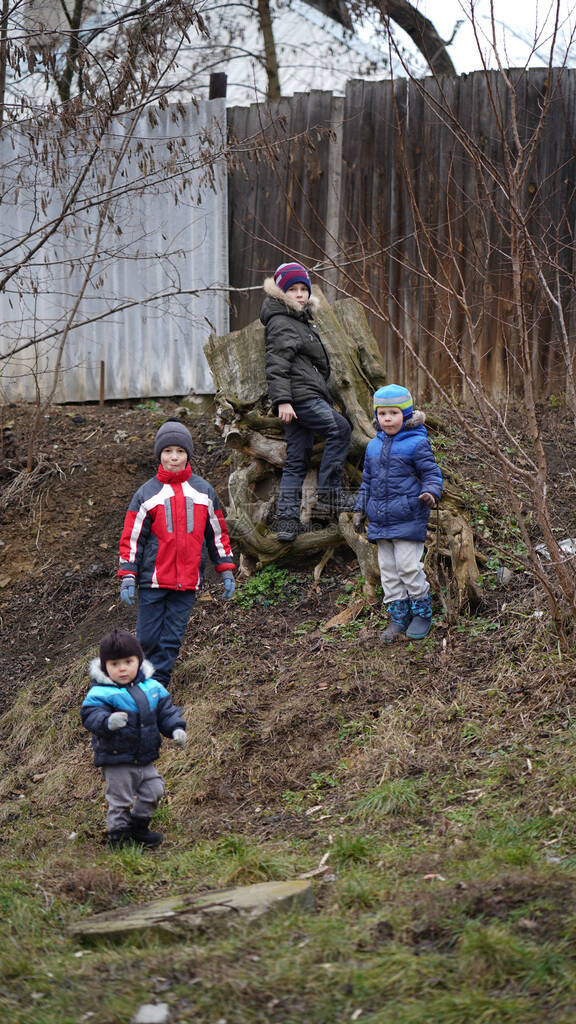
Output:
[251, 0, 457, 99]
[308, 0, 457, 76]
[14, 0, 453, 106]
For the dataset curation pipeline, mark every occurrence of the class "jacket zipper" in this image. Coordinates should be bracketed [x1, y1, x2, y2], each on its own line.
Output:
[173, 482, 184, 589]
[382, 435, 392, 530]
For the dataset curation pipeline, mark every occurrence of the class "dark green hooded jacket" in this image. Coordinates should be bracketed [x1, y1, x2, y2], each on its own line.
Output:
[260, 277, 332, 413]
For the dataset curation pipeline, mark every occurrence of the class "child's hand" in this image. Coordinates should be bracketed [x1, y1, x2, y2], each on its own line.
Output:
[120, 577, 136, 606]
[419, 492, 436, 508]
[278, 403, 297, 424]
[172, 729, 187, 747]
[352, 511, 365, 534]
[108, 711, 128, 730]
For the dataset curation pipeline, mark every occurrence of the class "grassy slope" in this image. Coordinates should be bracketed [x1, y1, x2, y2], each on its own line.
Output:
[3, 399, 576, 1023]
[2, 582, 576, 1024]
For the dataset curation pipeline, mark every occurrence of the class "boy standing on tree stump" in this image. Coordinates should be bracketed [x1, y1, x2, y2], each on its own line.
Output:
[260, 260, 354, 543]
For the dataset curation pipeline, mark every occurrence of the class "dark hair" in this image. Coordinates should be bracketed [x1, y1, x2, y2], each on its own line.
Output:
[99, 628, 143, 674]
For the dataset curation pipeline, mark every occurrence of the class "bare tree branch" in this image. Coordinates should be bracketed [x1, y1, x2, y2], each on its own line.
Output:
[307, 0, 457, 76]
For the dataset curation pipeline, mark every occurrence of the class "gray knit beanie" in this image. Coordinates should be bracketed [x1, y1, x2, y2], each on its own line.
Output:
[154, 419, 194, 463]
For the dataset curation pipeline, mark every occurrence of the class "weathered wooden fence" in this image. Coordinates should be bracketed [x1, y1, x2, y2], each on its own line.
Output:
[228, 69, 576, 400]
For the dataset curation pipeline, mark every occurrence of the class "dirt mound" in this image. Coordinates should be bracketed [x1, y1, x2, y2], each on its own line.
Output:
[0, 398, 571, 833]
[3, 400, 576, 1024]
[0, 400, 230, 695]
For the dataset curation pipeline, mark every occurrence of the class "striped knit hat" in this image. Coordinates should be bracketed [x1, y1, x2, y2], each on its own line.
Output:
[373, 384, 413, 420]
[273, 261, 311, 296]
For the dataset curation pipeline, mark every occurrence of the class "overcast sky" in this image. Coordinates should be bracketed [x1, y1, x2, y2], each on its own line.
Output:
[417, 0, 576, 72]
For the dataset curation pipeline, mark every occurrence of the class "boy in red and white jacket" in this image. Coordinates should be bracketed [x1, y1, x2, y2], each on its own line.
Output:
[118, 419, 235, 684]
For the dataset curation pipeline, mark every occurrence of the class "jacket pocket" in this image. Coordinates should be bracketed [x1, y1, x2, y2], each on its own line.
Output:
[386, 495, 412, 524]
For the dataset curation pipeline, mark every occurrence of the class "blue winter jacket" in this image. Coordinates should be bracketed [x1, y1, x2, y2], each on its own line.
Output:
[81, 659, 185, 767]
[355, 414, 443, 543]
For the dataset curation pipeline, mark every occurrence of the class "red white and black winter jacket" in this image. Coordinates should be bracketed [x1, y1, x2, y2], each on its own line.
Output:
[118, 465, 235, 591]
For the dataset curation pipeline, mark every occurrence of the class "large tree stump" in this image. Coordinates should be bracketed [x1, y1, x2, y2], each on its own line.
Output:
[204, 292, 481, 609]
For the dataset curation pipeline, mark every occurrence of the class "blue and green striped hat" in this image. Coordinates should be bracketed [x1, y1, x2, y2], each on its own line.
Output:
[373, 385, 413, 420]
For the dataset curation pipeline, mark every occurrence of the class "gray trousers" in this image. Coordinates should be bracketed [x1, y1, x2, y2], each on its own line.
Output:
[377, 538, 429, 603]
[102, 763, 165, 831]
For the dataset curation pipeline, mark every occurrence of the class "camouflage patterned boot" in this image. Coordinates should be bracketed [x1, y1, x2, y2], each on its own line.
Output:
[405, 592, 433, 640]
[381, 599, 411, 643]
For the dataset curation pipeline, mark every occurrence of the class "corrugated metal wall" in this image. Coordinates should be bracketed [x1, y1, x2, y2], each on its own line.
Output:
[0, 98, 228, 403]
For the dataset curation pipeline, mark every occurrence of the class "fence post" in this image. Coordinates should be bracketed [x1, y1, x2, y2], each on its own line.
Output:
[324, 96, 343, 303]
[209, 73, 227, 100]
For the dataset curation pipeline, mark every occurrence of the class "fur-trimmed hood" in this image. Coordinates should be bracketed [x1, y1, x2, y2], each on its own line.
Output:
[263, 276, 320, 316]
[88, 657, 156, 687]
[403, 410, 426, 430]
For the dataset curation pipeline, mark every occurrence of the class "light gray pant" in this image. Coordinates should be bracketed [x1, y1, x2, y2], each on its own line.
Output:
[377, 539, 429, 603]
[102, 763, 165, 831]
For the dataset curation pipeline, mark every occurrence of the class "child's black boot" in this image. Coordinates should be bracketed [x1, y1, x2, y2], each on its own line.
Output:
[314, 490, 355, 516]
[276, 517, 301, 542]
[381, 599, 411, 643]
[405, 593, 433, 640]
[107, 827, 133, 849]
[129, 816, 163, 848]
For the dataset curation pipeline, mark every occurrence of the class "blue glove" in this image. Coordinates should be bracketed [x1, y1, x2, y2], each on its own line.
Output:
[120, 577, 136, 606]
[222, 571, 235, 599]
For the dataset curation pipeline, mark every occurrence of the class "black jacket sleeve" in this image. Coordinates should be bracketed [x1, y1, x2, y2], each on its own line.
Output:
[265, 314, 304, 411]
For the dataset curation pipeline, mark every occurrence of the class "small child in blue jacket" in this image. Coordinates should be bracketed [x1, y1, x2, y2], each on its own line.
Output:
[82, 628, 187, 848]
[353, 385, 443, 642]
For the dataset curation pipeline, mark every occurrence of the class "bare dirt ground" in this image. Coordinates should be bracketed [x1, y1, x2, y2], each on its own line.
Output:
[2, 398, 576, 837]
[0, 400, 232, 693]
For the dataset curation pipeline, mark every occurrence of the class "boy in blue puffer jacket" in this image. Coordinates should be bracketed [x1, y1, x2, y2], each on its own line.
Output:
[353, 385, 443, 642]
[82, 628, 187, 848]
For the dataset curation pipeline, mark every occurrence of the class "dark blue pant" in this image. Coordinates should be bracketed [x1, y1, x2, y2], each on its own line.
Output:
[278, 398, 351, 519]
[136, 588, 196, 684]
